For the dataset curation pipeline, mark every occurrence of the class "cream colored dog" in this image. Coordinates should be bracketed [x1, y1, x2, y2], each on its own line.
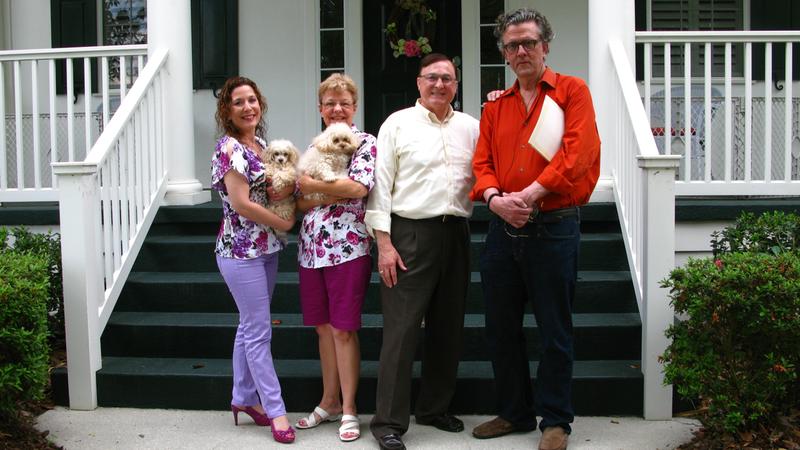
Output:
[261, 139, 299, 237]
[298, 122, 359, 201]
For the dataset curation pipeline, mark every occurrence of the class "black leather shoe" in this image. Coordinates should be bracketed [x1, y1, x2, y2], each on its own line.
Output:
[378, 433, 406, 450]
[417, 413, 465, 432]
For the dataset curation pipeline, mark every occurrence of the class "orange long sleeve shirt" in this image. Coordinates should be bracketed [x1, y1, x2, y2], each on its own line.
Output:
[471, 68, 601, 212]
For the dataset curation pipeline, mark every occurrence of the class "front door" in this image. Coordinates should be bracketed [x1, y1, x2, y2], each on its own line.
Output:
[362, 0, 462, 136]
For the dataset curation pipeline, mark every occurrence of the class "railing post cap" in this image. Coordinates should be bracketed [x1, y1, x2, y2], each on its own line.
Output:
[636, 155, 681, 169]
[52, 162, 99, 175]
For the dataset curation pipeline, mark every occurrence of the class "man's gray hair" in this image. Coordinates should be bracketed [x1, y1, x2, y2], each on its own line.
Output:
[494, 8, 554, 50]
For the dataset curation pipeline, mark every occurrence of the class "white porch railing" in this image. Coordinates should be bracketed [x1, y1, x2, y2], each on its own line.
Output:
[638, 31, 800, 195]
[609, 38, 681, 420]
[0, 45, 147, 201]
[52, 47, 169, 410]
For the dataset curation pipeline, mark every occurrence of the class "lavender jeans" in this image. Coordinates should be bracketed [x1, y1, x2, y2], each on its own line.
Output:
[216, 253, 286, 418]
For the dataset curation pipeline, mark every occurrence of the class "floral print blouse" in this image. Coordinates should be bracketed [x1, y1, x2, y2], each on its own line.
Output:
[211, 135, 283, 259]
[298, 126, 377, 268]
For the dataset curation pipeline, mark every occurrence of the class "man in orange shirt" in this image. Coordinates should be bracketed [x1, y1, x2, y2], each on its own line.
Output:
[470, 8, 601, 450]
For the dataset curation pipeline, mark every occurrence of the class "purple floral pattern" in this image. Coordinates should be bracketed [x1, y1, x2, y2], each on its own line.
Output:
[211, 135, 283, 259]
[298, 127, 377, 268]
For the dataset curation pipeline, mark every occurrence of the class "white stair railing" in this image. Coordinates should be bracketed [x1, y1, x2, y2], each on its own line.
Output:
[0, 45, 147, 201]
[608, 38, 681, 420]
[52, 47, 169, 410]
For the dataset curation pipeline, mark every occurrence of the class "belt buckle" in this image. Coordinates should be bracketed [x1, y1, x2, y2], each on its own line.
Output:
[442, 215, 448, 223]
[526, 204, 541, 223]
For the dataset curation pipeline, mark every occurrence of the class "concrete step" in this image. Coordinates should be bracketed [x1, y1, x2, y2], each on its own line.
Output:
[101, 312, 642, 361]
[50, 357, 643, 415]
[116, 270, 637, 314]
[131, 232, 628, 272]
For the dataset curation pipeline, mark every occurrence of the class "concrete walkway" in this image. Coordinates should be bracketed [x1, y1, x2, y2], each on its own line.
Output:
[36, 408, 699, 449]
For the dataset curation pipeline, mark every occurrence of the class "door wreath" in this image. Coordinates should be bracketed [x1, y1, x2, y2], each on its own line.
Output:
[384, 0, 436, 58]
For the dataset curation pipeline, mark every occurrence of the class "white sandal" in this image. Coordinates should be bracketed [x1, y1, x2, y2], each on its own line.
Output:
[295, 406, 341, 429]
[339, 415, 360, 442]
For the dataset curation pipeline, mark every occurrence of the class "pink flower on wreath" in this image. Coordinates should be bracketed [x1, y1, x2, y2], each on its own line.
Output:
[404, 40, 422, 57]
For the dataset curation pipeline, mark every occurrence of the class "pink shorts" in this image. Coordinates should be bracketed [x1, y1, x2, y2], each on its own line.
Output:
[298, 255, 372, 331]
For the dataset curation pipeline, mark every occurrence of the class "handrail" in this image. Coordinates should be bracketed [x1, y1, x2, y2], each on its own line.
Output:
[53, 47, 169, 410]
[636, 30, 800, 43]
[609, 38, 680, 420]
[609, 41, 662, 160]
[0, 44, 148, 61]
[89, 49, 167, 168]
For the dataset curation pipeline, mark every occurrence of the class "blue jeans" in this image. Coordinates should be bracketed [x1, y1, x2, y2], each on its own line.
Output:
[479, 214, 580, 433]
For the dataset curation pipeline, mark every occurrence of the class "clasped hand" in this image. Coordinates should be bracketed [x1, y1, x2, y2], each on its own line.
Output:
[491, 191, 535, 228]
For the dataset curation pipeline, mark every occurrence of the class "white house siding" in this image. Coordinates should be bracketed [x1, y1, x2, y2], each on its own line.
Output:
[508, 0, 589, 82]
[193, 0, 318, 187]
[674, 221, 730, 266]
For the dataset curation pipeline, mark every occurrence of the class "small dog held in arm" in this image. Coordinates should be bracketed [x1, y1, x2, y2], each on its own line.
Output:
[260, 139, 299, 238]
[298, 122, 359, 201]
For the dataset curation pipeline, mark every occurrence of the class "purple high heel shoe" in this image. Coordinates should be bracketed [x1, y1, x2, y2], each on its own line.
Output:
[231, 405, 271, 426]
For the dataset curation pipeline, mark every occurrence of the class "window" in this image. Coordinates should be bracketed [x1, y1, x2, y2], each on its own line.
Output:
[648, 0, 744, 78]
[479, 0, 505, 102]
[320, 0, 345, 84]
[103, 0, 147, 85]
[103, 0, 147, 46]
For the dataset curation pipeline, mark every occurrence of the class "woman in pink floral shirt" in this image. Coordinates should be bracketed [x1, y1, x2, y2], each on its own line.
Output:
[293, 74, 376, 442]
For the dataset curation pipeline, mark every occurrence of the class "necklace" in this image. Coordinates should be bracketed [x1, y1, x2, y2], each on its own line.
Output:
[522, 88, 538, 112]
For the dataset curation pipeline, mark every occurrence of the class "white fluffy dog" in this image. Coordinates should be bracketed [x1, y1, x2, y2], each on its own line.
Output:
[298, 122, 359, 201]
[261, 139, 299, 237]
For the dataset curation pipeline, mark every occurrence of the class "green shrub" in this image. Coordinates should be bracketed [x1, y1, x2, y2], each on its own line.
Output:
[0, 251, 50, 418]
[710, 210, 800, 256]
[661, 252, 800, 434]
[0, 227, 63, 342]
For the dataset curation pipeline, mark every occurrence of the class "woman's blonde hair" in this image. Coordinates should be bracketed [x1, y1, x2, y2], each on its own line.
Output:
[318, 73, 359, 105]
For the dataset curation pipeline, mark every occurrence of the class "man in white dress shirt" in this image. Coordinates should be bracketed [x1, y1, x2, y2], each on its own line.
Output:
[365, 53, 480, 450]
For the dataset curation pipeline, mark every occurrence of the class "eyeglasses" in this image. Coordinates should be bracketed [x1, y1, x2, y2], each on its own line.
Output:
[500, 39, 540, 54]
[418, 73, 457, 85]
[321, 101, 354, 110]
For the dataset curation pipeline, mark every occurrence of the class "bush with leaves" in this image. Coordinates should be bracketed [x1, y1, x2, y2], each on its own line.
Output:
[0, 251, 50, 418]
[662, 210, 800, 436]
[710, 210, 800, 256]
[0, 227, 63, 342]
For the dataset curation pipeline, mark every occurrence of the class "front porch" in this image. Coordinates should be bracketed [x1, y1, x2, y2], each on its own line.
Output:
[1, 0, 799, 421]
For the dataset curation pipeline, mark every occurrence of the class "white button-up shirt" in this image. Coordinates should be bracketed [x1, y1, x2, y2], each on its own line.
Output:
[365, 101, 479, 235]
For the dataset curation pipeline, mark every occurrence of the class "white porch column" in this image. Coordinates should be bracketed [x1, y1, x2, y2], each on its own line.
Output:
[147, 0, 210, 205]
[588, 0, 636, 199]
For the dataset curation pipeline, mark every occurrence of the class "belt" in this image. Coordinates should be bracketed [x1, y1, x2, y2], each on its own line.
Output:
[393, 213, 467, 223]
[528, 206, 579, 224]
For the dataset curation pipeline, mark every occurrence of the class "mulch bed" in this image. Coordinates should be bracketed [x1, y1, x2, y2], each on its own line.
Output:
[0, 401, 61, 450]
[678, 409, 800, 449]
[0, 340, 66, 450]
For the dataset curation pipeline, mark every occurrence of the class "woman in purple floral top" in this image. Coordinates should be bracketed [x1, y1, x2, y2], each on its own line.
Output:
[210, 76, 296, 444]
[292, 74, 376, 442]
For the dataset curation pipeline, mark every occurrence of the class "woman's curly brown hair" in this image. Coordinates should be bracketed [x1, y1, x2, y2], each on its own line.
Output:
[215, 76, 268, 139]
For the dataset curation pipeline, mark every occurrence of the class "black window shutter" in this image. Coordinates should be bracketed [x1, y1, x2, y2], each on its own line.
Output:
[192, 0, 239, 91]
[50, 0, 98, 96]
[752, 0, 800, 83]
[635, 0, 647, 80]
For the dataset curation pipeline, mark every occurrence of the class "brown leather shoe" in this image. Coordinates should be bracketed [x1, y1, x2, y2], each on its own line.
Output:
[539, 426, 568, 450]
[472, 416, 533, 439]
